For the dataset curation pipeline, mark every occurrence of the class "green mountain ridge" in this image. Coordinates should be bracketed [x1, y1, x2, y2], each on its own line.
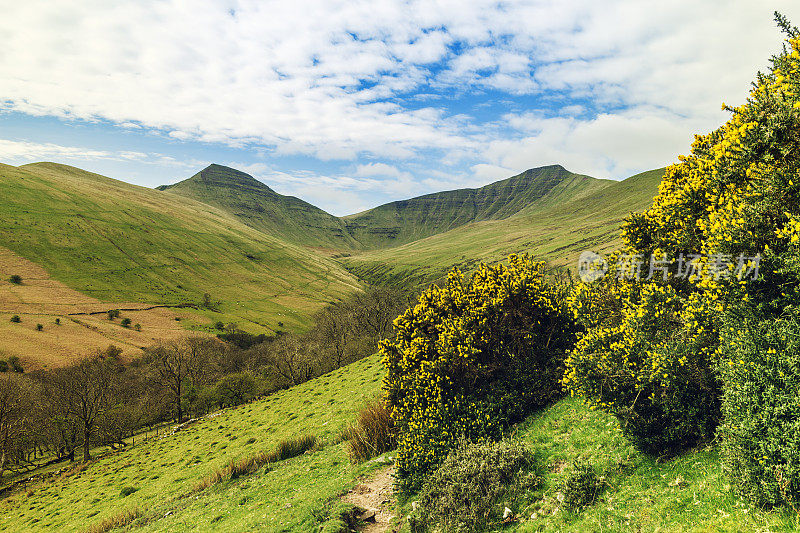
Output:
[157, 164, 359, 250]
[159, 163, 616, 252]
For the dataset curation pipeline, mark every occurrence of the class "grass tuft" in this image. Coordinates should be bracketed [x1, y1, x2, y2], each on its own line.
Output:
[343, 399, 396, 463]
[84, 507, 140, 533]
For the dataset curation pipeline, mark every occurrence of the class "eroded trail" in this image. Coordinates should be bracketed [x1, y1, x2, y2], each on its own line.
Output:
[341, 464, 397, 532]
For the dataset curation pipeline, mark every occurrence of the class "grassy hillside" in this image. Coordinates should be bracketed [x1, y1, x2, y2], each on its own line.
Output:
[343, 165, 613, 249]
[158, 164, 360, 250]
[341, 169, 664, 287]
[0, 356, 386, 532]
[4, 353, 795, 532]
[0, 162, 360, 334]
[398, 396, 797, 532]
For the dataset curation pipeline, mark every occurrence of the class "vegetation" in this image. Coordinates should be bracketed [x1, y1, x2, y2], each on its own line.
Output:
[0, 356, 386, 532]
[342, 399, 395, 463]
[557, 461, 604, 512]
[383, 254, 576, 491]
[412, 440, 537, 532]
[342, 169, 663, 288]
[719, 316, 800, 509]
[563, 15, 800, 509]
[9, 274, 22, 285]
[9, 315, 20, 323]
[0, 162, 360, 334]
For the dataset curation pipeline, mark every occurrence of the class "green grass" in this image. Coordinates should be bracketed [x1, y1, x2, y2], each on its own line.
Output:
[400, 396, 799, 532]
[0, 355, 386, 532]
[342, 169, 664, 287]
[0, 162, 360, 332]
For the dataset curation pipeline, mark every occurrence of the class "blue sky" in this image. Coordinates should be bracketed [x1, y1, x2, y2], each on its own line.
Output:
[1, 1, 798, 215]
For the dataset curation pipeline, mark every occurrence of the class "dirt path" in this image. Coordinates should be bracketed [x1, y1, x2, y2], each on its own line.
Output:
[341, 464, 397, 533]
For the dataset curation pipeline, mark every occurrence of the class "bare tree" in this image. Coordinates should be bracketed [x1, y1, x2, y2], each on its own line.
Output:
[0, 376, 26, 481]
[149, 338, 212, 422]
[268, 336, 313, 386]
[45, 347, 121, 462]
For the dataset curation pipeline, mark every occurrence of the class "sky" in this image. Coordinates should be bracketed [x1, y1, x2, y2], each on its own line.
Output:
[1, 1, 799, 216]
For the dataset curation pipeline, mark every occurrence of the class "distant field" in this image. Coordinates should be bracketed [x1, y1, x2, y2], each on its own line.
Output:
[0, 163, 361, 348]
[0, 355, 385, 532]
[341, 169, 664, 287]
[0, 246, 211, 370]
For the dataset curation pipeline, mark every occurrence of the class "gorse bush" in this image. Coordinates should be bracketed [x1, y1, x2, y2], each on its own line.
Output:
[343, 398, 395, 463]
[558, 461, 604, 512]
[719, 316, 800, 509]
[564, 17, 800, 458]
[382, 253, 576, 492]
[414, 440, 536, 533]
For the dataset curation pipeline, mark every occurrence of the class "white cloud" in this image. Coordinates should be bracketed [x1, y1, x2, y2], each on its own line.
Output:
[1, 0, 800, 208]
[0, 138, 198, 168]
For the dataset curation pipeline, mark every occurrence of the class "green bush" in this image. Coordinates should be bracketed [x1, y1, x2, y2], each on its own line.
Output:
[8, 356, 23, 373]
[558, 461, 604, 512]
[9, 275, 21, 284]
[107, 309, 120, 320]
[415, 440, 537, 532]
[36, 323, 43, 331]
[0, 361, 8, 373]
[10, 315, 20, 323]
[719, 316, 800, 508]
[382, 254, 576, 492]
[120, 318, 132, 328]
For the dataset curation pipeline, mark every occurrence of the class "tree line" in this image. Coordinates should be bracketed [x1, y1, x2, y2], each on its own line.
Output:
[0, 286, 409, 482]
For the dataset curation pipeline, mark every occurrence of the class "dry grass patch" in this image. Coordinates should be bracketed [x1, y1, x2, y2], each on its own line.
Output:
[343, 399, 396, 463]
[84, 506, 140, 533]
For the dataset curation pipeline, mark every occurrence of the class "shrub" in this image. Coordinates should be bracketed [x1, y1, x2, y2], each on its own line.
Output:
[9, 275, 21, 284]
[343, 399, 396, 463]
[10, 315, 20, 323]
[119, 486, 138, 497]
[0, 361, 7, 373]
[383, 254, 576, 492]
[214, 320, 225, 331]
[134, 323, 141, 331]
[107, 309, 120, 320]
[415, 440, 536, 532]
[564, 278, 721, 454]
[120, 318, 132, 328]
[719, 316, 800, 509]
[565, 19, 800, 456]
[558, 461, 604, 512]
[8, 356, 23, 373]
[55, 318, 61, 325]
[216, 372, 257, 407]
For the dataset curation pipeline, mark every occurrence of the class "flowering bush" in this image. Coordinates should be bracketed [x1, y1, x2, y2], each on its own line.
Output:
[719, 317, 800, 508]
[564, 18, 800, 456]
[381, 254, 577, 492]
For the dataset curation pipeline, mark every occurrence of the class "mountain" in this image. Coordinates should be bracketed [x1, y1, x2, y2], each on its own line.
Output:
[0, 162, 360, 337]
[341, 168, 665, 287]
[157, 164, 359, 249]
[342, 165, 613, 249]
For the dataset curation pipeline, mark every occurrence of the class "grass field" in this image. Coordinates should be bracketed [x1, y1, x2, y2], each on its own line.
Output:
[0, 162, 361, 341]
[0, 355, 385, 532]
[342, 169, 664, 287]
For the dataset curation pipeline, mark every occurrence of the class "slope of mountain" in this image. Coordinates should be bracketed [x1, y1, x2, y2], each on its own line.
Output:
[342, 165, 613, 249]
[341, 168, 664, 287]
[157, 164, 360, 250]
[0, 162, 360, 338]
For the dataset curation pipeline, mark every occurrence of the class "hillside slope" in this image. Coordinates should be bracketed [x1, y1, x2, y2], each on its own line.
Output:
[343, 165, 613, 249]
[3, 353, 794, 532]
[0, 162, 360, 335]
[341, 169, 664, 287]
[158, 164, 360, 250]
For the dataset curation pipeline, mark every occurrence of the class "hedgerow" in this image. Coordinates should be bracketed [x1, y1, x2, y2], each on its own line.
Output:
[382, 253, 577, 492]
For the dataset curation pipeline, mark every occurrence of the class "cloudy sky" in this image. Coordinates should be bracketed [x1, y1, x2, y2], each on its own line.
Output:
[1, 1, 798, 215]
